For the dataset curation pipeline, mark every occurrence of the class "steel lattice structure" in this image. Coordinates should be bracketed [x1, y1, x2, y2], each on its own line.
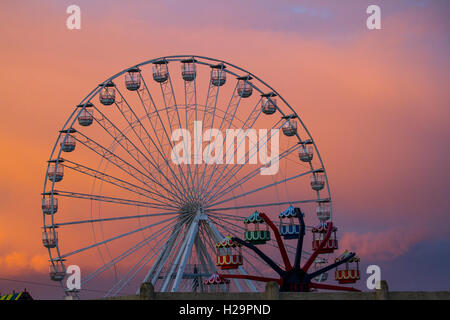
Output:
[41, 55, 336, 299]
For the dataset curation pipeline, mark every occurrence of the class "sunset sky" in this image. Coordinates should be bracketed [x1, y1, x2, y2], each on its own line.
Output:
[0, 0, 449, 299]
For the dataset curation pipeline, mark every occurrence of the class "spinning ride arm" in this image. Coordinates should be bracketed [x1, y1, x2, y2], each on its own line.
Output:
[259, 213, 292, 271]
[306, 252, 356, 281]
[293, 208, 306, 270]
[231, 237, 286, 277]
[302, 222, 333, 273]
[309, 282, 360, 292]
[219, 274, 282, 285]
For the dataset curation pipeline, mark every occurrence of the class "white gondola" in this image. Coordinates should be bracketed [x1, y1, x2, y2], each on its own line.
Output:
[125, 68, 141, 91]
[211, 64, 226, 86]
[60, 134, 76, 152]
[77, 104, 94, 126]
[282, 117, 297, 137]
[313, 258, 328, 282]
[310, 170, 325, 191]
[48, 162, 64, 183]
[99, 82, 116, 105]
[237, 77, 253, 98]
[42, 229, 57, 248]
[181, 59, 196, 82]
[317, 200, 331, 221]
[261, 94, 277, 115]
[152, 61, 169, 83]
[49, 261, 66, 281]
[42, 197, 58, 215]
[298, 141, 313, 162]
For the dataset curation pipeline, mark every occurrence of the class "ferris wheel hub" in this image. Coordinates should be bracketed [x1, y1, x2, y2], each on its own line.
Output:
[180, 201, 206, 218]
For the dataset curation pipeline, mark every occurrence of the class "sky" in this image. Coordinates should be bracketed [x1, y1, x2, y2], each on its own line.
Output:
[0, 0, 449, 299]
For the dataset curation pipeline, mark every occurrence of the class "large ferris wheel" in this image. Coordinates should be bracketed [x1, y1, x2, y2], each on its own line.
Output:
[41, 55, 358, 299]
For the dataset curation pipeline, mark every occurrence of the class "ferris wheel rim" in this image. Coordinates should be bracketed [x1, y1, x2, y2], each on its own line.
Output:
[42, 55, 333, 297]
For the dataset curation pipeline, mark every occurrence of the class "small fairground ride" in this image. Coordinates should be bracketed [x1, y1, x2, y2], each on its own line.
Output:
[215, 236, 243, 270]
[217, 207, 361, 292]
[244, 211, 271, 244]
[203, 272, 230, 293]
[334, 251, 361, 284]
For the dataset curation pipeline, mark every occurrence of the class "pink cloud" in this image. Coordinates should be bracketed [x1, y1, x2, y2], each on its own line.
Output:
[340, 227, 430, 261]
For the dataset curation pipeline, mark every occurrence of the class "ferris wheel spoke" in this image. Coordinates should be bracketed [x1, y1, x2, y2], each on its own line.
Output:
[208, 198, 327, 212]
[140, 215, 191, 286]
[52, 190, 177, 211]
[211, 217, 282, 274]
[199, 224, 260, 292]
[211, 216, 281, 270]
[106, 219, 186, 297]
[202, 118, 284, 203]
[164, 68, 196, 203]
[194, 239, 215, 290]
[59, 215, 178, 259]
[184, 64, 203, 199]
[135, 82, 193, 202]
[211, 146, 298, 206]
[90, 106, 185, 204]
[107, 241, 166, 297]
[182, 62, 199, 200]
[48, 210, 180, 228]
[199, 96, 263, 202]
[207, 211, 245, 222]
[195, 78, 223, 202]
[198, 80, 244, 199]
[209, 219, 262, 282]
[200, 223, 246, 292]
[203, 118, 285, 204]
[83, 219, 176, 284]
[196, 226, 216, 270]
[159, 220, 195, 292]
[206, 122, 294, 204]
[208, 144, 300, 205]
[154, 217, 195, 290]
[170, 219, 200, 292]
[74, 131, 183, 206]
[112, 88, 187, 200]
[207, 170, 315, 209]
[149, 221, 190, 286]
[210, 214, 298, 267]
[204, 220, 257, 292]
[83, 216, 180, 285]
[62, 159, 177, 208]
[136, 76, 194, 203]
[73, 133, 155, 189]
[158, 67, 196, 202]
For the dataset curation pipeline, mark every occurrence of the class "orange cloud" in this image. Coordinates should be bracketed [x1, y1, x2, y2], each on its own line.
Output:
[0, 252, 48, 276]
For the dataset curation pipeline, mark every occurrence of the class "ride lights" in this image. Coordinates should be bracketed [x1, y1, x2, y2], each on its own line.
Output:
[244, 211, 270, 245]
[215, 236, 243, 270]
